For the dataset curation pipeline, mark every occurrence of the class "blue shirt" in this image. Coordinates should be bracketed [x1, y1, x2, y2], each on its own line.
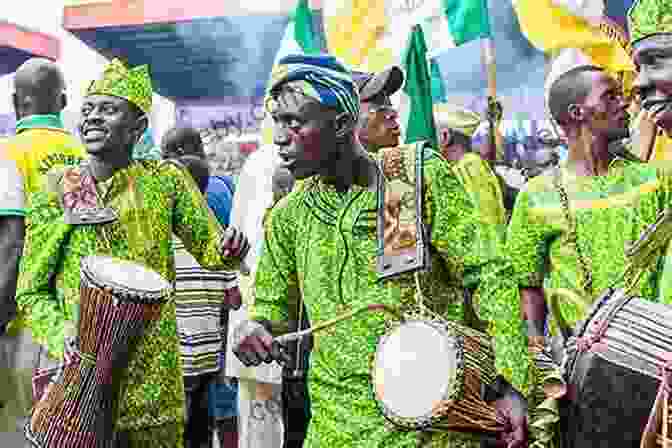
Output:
[206, 175, 235, 227]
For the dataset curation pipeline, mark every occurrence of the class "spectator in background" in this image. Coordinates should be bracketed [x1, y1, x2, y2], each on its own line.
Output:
[0, 58, 85, 442]
[227, 144, 285, 448]
[161, 126, 206, 160]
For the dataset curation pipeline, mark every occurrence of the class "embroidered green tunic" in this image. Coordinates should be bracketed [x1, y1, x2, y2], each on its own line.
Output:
[16, 160, 239, 446]
[501, 158, 672, 394]
[251, 153, 516, 447]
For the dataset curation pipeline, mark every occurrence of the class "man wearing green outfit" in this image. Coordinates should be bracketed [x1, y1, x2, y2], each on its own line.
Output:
[233, 54, 527, 448]
[504, 0, 672, 441]
[15, 59, 249, 447]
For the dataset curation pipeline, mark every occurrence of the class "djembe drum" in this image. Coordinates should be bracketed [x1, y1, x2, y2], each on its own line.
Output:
[25, 255, 171, 448]
[372, 319, 505, 435]
[562, 288, 672, 448]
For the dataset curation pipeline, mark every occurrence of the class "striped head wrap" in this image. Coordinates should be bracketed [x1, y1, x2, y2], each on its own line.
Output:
[267, 54, 360, 123]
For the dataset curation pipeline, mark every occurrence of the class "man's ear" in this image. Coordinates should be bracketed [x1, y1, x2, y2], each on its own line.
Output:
[568, 104, 585, 122]
[439, 128, 451, 146]
[12, 93, 20, 120]
[132, 114, 149, 142]
[334, 112, 355, 139]
[60, 92, 67, 112]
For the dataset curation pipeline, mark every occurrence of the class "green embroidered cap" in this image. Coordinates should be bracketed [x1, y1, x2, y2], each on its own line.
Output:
[85, 59, 153, 114]
[629, 0, 672, 44]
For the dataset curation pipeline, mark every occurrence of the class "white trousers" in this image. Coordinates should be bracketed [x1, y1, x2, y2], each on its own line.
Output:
[237, 379, 283, 448]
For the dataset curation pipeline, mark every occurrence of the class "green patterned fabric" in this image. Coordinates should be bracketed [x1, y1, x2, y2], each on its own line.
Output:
[628, 0, 672, 43]
[86, 59, 153, 113]
[503, 158, 672, 394]
[251, 150, 517, 447]
[16, 160, 239, 446]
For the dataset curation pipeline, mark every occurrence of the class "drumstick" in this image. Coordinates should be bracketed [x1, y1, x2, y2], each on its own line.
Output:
[274, 304, 403, 344]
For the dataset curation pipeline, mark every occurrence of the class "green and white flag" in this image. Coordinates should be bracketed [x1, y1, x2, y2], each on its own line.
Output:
[272, 0, 320, 65]
[413, 0, 492, 57]
[401, 25, 437, 147]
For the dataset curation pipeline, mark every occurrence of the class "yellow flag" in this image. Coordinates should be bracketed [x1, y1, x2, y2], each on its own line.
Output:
[324, 0, 388, 69]
[514, 0, 633, 75]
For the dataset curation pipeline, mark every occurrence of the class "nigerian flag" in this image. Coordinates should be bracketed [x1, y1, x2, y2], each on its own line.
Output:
[273, 0, 320, 64]
[401, 25, 437, 147]
[443, 0, 492, 46]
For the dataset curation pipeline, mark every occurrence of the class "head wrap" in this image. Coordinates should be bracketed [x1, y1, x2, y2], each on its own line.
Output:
[629, 0, 672, 45]
[267, 54, 360, 123]
[86, 59, 153, 114]
[433, 104, 481, 138]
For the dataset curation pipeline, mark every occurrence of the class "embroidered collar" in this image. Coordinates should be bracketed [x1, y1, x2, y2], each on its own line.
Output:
[16, 114, 65, 134]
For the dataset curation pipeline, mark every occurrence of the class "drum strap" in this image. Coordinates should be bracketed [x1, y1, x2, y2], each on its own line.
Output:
[552, 167, 593, 297]
[375, 141, 431, 281]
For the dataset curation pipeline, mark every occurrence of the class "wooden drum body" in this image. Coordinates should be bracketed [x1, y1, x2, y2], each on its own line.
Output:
[26, 256, 171, 448]
[372, 319, 503, 435]
[563, 289, 672, 448]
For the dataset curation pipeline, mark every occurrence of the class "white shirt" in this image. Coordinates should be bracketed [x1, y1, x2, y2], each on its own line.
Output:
[0, 156, 25, 217]
[226, 144, 284, 384]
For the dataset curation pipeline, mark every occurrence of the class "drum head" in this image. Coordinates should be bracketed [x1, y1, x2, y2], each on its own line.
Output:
[373, 321, 457, 426]
[82, 256, 170, 295]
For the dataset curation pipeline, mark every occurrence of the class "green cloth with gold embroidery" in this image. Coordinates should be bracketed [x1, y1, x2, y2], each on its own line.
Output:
[16, 160, 240, 446]
[251, 149, 516, 447]
[502, 158, 672, 397]
[628, 0, 672, 44]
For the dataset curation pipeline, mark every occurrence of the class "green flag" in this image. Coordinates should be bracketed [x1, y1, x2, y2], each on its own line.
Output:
[294, 0, 320, 54]
[443, 0, 492, 46]
[401, 25, 438, 147]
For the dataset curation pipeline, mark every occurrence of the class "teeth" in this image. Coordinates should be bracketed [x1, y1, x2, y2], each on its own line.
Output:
[85, 130, 105, 138]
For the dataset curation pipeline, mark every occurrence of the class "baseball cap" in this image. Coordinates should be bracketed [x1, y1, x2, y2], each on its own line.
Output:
[352, 66, 404, 102]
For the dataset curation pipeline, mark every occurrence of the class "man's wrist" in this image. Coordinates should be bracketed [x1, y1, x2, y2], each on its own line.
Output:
[528, 335, 546, 353]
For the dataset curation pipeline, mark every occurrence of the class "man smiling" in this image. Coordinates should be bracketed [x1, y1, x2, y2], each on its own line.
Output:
[232, 54, 527, 448]
[16, 59, 249, 447]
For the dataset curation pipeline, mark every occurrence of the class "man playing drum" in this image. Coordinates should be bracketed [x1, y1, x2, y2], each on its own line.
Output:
[232, 54, 527, 448]
[503, 3, 672, 440]
[15, 59, 249, 448]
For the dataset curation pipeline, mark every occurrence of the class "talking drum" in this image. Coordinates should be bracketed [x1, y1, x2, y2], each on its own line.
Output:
[372, 319, 505, 435]
[563, 288, 672, 448]
[25, 256, 171, 448]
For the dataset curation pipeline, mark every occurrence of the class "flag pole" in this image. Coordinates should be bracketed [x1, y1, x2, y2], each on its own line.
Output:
[481, 35, 504, 161]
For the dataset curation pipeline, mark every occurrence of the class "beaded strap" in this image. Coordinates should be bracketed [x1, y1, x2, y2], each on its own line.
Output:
[552, 167, 594, 296]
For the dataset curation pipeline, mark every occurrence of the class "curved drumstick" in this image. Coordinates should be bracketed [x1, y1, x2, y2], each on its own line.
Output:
[274, 304, 403, 344]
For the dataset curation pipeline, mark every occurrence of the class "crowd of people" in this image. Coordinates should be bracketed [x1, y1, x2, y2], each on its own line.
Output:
[2, 1, 672, 447]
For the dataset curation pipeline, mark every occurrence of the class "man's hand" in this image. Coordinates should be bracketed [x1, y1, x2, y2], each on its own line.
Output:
[223, 285, 243, 311]
[233, 320, 290, 367]
[481, 376, 529, 448]
[221, 227, 250, 259]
